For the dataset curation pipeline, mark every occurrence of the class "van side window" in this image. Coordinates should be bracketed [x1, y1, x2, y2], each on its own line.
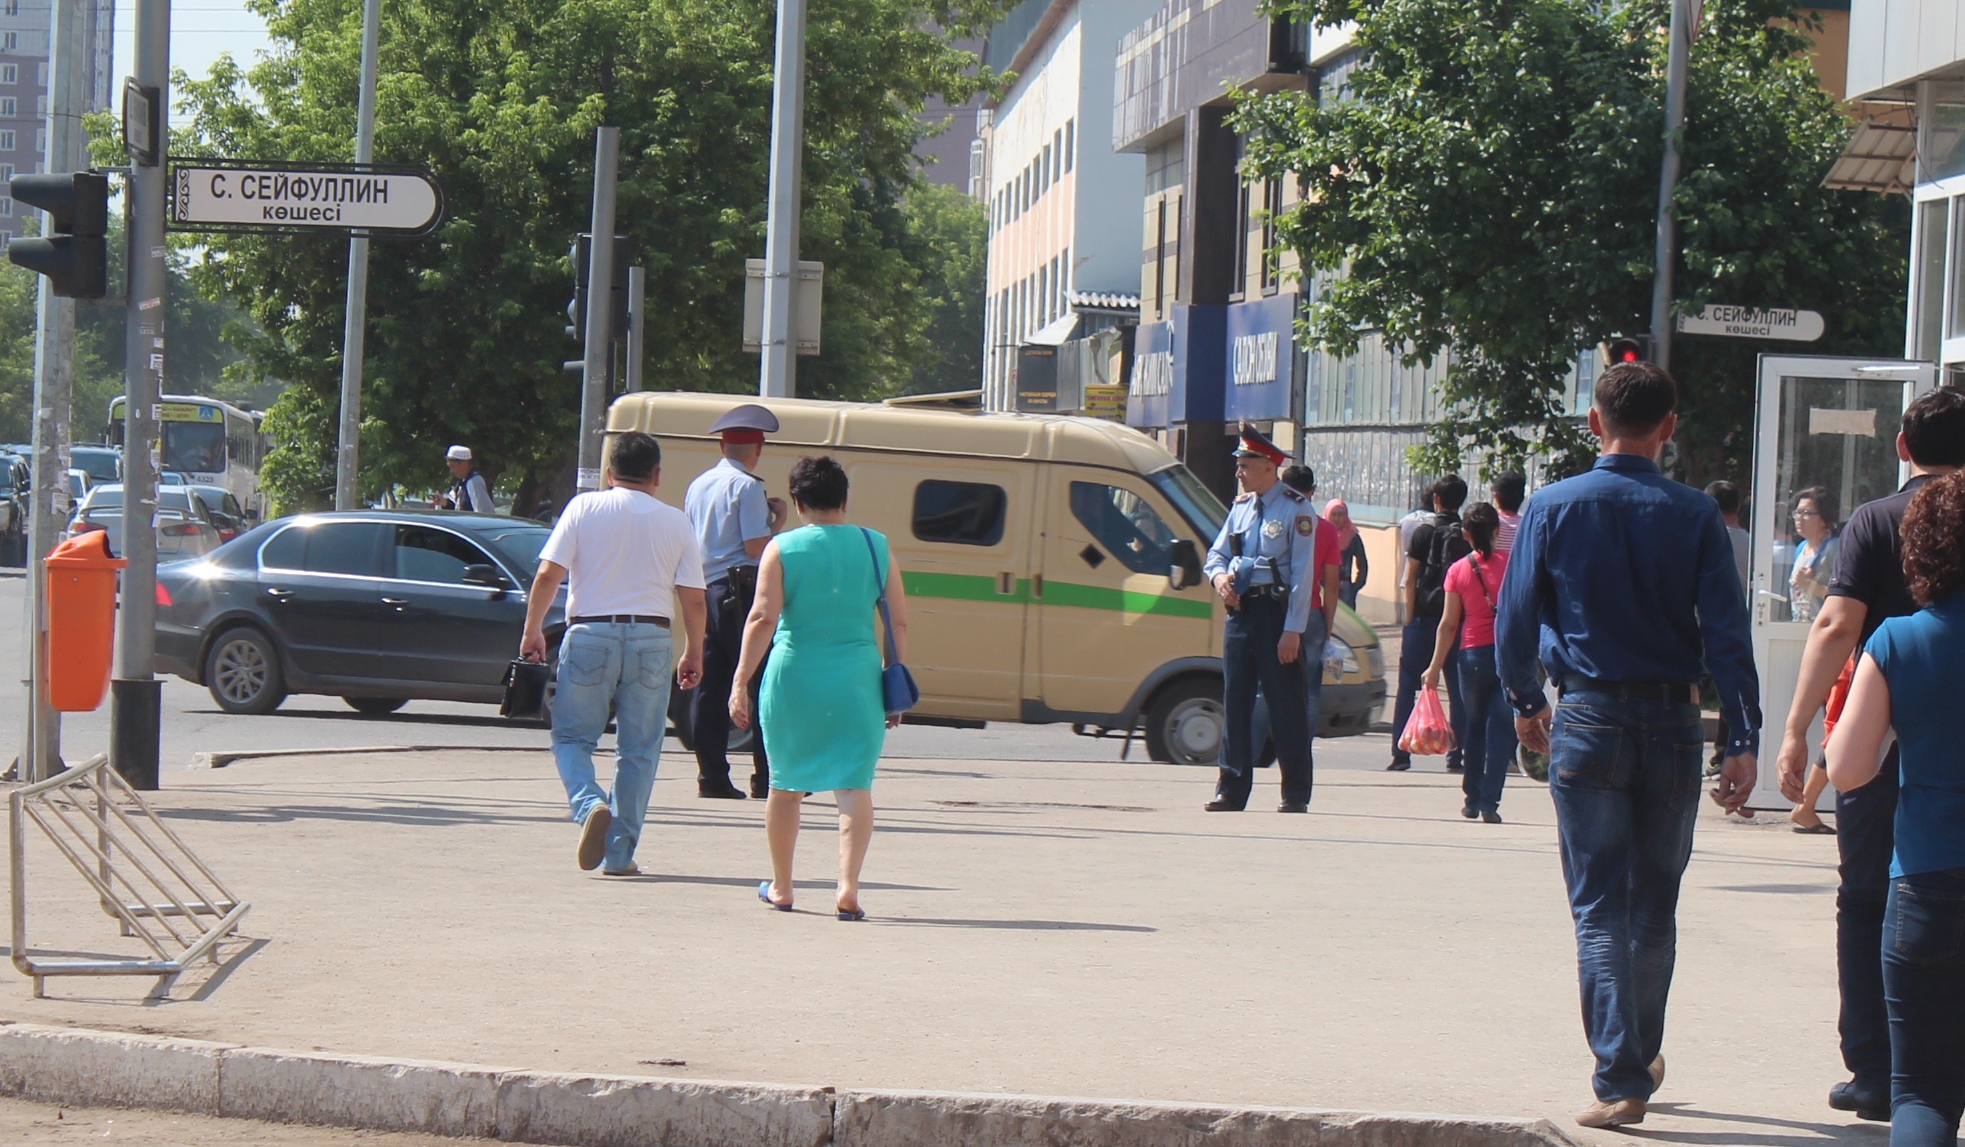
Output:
[1070, 482, 1176, 575]
[913, 480, 1007, 546]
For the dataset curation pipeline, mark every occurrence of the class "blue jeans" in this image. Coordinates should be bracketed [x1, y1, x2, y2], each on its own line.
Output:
[1456, 645, 1514, 814]
[1883, 866, 1965, 1146]
[1547, 691, 1703, 1101]
[551, 622, 674, 872]
[1392, 614, 1464, 768]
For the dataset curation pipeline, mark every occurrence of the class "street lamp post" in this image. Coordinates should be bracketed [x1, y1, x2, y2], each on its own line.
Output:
[757, 0, 807, 399]
[1648, 0, 1691, 372]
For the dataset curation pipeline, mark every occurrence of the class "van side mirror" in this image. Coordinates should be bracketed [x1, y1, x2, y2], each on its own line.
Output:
[1168, 538, 1202, 590]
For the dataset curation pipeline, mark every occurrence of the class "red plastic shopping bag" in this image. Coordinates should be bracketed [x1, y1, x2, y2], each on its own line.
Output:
[1398, 687, 1457, 757]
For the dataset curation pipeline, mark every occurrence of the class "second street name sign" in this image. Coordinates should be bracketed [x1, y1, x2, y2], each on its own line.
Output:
[169, 158, 444, 236]
[1676, 304, 1825, 342]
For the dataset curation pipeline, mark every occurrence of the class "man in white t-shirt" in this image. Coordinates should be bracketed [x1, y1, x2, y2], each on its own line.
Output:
[521, 432, 708, 875]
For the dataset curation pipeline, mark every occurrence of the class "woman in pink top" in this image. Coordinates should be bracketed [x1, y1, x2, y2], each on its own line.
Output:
[1422, 503, 1514, 822]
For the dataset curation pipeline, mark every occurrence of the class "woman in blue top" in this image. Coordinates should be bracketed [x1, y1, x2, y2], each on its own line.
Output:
[730, 457, 907, 922]
[1827, 470, 1965, 1147]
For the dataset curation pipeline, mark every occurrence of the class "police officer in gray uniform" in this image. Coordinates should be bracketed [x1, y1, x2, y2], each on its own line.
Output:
[1203, 425, 1322, 812]
[684, 404, 785, 799]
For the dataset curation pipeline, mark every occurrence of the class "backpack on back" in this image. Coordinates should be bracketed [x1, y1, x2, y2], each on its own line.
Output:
[1416, 513, 1471, 616]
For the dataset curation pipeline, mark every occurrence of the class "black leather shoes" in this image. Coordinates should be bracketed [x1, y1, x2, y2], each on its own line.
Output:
[1204, 798, 1245, 812]
[1461, 803, 1479, 819]
[749, 778, 770, 799]
[698, 782, 747, 800]
[1482, 810, 1503, 824]
[1829, 1081, 1889, 1122]
[1386, 760, 1411, 772]
[1277, 802, 1308, 813]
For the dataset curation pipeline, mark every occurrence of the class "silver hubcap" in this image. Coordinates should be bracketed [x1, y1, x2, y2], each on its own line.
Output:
[1164, 697, 1224, 767]
[214, 638, 268, 705]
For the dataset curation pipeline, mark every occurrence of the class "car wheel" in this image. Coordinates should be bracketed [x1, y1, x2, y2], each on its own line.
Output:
[345, 696, 407, 716]
[1143, 677, 1225, 768]
[205, 627, 287, 715]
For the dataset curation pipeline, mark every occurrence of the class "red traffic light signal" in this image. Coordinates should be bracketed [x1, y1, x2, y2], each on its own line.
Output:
[6, 171, 110, 299]
[1598, 336, 1650, 368]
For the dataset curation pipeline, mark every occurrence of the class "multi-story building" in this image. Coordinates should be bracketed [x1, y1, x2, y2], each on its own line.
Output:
[976, 0, 1159, 414]
[0, 0, 114, 238]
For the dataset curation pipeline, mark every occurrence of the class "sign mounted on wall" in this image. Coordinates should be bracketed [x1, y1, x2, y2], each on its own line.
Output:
[168, 158, 445, 236]
[1675, 305, 1825, 342]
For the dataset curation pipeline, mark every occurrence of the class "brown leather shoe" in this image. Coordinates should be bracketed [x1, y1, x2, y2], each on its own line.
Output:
[1649, 1054, 1665, 1093]
[1576, 1099, 1645, 1129]
[577, 805, 612, 871]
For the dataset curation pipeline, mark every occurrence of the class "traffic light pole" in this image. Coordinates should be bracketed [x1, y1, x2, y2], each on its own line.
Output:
[574, 127, 618, 492]
[1647, 0, 1690, 373]
[110, 0, 170, 791]
[333, 0, 382, 511]
[757, 0, 806, 399]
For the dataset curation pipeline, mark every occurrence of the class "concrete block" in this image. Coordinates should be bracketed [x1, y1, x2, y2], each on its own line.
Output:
[218, 1045, 500, 1138]
[0, 1021, 228, 1114]
[495, 1070, 836, 1147]
[834, 1090, 1579, 1147]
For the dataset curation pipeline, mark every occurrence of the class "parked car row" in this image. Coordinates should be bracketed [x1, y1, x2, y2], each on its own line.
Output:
[68, 485, 227, 560]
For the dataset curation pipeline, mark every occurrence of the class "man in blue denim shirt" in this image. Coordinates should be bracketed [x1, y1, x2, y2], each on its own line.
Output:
[1495, 361, 1759, 1129]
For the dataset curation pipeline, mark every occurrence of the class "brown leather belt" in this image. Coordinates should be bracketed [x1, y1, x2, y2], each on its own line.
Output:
[568, 614, 670, 628]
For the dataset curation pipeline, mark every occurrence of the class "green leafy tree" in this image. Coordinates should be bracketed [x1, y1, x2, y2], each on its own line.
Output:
[1237, 0, 1907, 485]
[173, 0, 1002, 515]
[0, 261, 36, 446]
[898, 181, 987, 395]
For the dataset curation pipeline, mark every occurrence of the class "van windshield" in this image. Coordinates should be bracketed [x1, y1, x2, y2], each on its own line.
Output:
[1148, 465, 1227, 540]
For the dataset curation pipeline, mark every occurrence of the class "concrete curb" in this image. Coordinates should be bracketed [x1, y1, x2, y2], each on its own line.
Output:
[0, 1022, 1578, 1147]
[192, 744, 553, 769]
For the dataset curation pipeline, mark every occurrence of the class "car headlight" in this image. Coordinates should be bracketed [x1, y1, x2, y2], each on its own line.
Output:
[1365, 645, 1385, 680]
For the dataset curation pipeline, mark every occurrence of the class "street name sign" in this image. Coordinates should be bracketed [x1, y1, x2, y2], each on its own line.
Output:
[168, 158, 444, 236]
[1676, 304, 1825, 342]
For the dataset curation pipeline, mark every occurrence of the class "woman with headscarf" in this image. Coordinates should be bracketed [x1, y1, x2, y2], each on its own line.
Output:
[1325, 499, 1368, 609]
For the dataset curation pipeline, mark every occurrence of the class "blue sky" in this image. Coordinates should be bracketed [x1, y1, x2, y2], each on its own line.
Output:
[112, 0, 274, 126]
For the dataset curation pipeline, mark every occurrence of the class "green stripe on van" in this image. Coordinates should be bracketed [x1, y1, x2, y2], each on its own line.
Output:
[900, 570, 1212, 620]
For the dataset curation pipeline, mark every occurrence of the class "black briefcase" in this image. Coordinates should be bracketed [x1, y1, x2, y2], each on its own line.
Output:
[501, 658, 551, 721]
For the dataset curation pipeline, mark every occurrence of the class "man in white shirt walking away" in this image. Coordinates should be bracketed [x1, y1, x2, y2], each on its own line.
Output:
[522, 432, 708, 875]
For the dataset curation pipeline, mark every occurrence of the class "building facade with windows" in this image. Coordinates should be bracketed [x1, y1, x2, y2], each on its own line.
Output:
[977, 0, 1159, 413]
[0, 0, 113, 237]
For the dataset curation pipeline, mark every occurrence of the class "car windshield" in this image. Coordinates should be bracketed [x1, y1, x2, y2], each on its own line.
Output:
[1148, 464, 1228, 539]
[477, 525, 552, 579]
[82, 488, 123, 511]
[70, 449, 120, 482]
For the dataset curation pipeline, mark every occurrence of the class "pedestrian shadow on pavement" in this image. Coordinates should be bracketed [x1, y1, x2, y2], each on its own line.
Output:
[611, 874, 953, 893]
[872, 917, 1155, 932]
[158, 802, 565, 828]
[1629, 1102, 1887, 1145]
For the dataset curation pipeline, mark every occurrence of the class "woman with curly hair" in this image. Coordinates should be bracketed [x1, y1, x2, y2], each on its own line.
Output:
[1826, 469, 1965, 1147]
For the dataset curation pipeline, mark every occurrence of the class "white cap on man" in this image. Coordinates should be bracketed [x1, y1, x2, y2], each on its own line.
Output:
[446, 445, 472, 462]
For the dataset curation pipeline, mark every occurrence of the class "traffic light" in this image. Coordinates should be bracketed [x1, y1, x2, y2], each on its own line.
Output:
[6, 172, 110, 299]
[566, 232, 629, 339]
[1598, 336, 1651, 368]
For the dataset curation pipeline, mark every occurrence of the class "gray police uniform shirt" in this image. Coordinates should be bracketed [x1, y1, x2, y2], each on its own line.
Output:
[1203, 483, 1320, 634]
[685, 457, 771, 582]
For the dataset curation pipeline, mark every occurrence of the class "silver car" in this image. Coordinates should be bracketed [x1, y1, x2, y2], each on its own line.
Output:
[69, 484, 224, 559]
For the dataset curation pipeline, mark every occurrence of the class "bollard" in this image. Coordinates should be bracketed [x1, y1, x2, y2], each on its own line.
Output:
[44, 530, 127, 712]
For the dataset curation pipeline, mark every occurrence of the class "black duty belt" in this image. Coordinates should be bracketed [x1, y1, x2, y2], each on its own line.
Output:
[569, 614, 671, 628]
[1559, 675, 1697, 704]
[1242, 584, 1288, 600]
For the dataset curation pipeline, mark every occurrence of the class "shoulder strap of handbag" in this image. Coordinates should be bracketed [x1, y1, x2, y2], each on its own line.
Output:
[1468, 553, 1496, 611]
[860, 527, 899, 667]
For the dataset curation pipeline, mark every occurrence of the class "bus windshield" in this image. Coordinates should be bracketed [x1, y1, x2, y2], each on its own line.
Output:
[162, 421, 227, 474]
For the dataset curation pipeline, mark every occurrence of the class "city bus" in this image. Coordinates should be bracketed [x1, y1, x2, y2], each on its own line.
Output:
[106, 394, 267, 519]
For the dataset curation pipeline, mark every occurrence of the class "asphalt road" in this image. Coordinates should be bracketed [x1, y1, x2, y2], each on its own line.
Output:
[0, 570, 1403, 775]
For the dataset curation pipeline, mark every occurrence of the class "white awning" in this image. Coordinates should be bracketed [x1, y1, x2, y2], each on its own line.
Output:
[1024, 313, 1081, 347]
[1824, 104, 1917, 195]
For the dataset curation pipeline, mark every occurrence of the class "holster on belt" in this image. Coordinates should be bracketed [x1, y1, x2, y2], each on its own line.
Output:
[724, 565, 759, 614]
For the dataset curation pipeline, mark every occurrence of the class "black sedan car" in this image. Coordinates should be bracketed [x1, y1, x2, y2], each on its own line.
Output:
[156, 511, 563, 715]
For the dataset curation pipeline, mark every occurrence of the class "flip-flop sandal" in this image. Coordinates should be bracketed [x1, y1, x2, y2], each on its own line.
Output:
[1792, 823, 1837, 835]
[758, 881, 793, 911]
[836, 907, 867, 922]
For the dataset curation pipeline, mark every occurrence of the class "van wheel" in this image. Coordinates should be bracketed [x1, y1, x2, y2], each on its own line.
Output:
[1143, 678, 1224, 768]
[205, 627, 287, 715]
[345, 696, 407, 715]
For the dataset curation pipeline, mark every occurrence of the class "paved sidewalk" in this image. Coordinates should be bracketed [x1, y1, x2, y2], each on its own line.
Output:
[1, 738, 1862, 1145]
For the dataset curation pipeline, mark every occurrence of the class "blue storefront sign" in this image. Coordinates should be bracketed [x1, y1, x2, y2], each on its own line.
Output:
[1126, 320, 1174, 429]
[1223, 293, 1300, 423]
[1127, 305, 1228, 428]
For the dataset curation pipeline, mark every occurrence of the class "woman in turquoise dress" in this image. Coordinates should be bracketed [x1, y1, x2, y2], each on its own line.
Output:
[729, 456, 907, 921]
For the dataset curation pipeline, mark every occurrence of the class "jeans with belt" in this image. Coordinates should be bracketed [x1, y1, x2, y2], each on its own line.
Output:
[1456, 644, 1514, 814]
[551, 621, 673, 872]
[1884, 865, 1965, 1146]
[1547, 689, 1704, 1101]
[1839, 748, 1900, 1096]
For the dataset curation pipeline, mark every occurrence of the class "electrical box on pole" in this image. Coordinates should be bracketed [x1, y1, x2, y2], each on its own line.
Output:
[5, 172, 109, 299]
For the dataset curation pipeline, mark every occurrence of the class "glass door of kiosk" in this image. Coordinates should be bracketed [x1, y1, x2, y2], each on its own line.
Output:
[1747, 356, 1937, 811]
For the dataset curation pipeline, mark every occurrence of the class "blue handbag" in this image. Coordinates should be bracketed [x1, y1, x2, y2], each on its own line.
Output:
[860, 527, 919, 716]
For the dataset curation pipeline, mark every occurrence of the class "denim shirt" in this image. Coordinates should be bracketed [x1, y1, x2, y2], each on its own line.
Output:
[1495, 454, 1760, 755]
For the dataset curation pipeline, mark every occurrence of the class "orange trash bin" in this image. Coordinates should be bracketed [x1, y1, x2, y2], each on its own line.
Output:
[45, 530, 127, 712]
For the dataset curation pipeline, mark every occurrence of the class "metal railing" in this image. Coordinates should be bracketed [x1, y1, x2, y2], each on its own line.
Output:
[9, 754, 249, 998]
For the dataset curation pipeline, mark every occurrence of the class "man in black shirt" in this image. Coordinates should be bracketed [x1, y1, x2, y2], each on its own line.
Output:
[1776, 387, 1965, 1121]
[1389, 474, 1469, 771]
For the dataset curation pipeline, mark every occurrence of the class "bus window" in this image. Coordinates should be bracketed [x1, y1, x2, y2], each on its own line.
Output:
[162, 421, 227, 474]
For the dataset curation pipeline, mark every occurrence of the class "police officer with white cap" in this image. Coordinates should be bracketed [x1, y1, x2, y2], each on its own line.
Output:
[684, 404, 787, 799]
[1203, 424, 1332, 813]
[436, 445, 494, 513]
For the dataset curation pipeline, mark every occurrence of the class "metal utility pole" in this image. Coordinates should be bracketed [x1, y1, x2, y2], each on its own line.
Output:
[625, 265, 645, 393]
[575, 127, 619, 491]
[1648, 0, 1691, 372]
[111, 0, 169, 790]
[19, 0, 88, 784]
[333, 0, 382, 510]
[757, 0, 807, 399]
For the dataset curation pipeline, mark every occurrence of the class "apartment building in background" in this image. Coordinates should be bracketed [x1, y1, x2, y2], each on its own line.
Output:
[0, 0, 114, 238]
[977, 0, 1158, 413]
